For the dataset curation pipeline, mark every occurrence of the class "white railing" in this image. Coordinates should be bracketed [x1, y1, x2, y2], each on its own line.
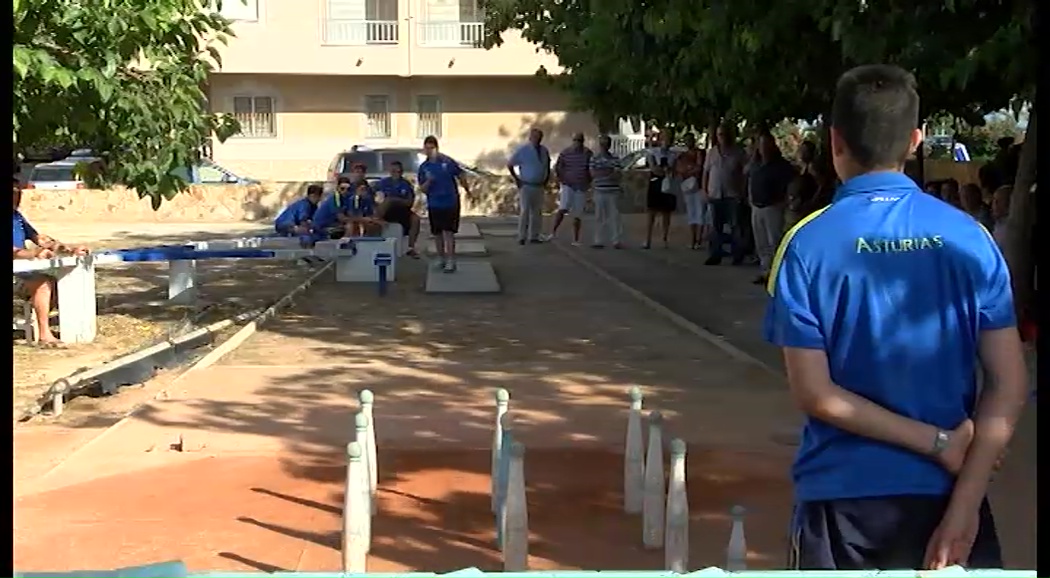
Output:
[323, 19, 399, 45]
[417, 21, 484, 47]
[611, 135, 647, 158]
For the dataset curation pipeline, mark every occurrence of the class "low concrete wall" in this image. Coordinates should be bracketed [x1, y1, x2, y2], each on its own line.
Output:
[22, 174, 654, 223]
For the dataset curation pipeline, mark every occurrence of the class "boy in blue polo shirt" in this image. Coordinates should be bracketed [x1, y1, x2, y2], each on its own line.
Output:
[274, 184, 322, 237]
[311, 177, 355, 240]
[375, 160, 421, 257]
[345, 181, 380, 237]
[418, 135, 471, 273]
[764, 64, 1028, 571]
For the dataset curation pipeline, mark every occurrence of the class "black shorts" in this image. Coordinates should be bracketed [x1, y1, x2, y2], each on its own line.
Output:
[789, 495, 1002, 570]
[428, 206, 460, 235]
[646, 179, 677, 213]
[384, 204, 415, 236]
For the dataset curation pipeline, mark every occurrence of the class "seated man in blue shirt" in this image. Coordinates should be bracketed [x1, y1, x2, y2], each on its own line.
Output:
[345, 181, 381, 237]
[765, 65, 1028, 571]
[311, 176, 356, 240]
[13, 178, 89, 347]
[274, 184, 322, 237]
[374, 160, 421, 258]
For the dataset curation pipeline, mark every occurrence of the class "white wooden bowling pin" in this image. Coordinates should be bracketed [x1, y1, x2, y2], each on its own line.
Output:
[491, 388, 510, 513]
[664, 438, 689, 573]
[502, 441, 529, 571]
[726, 505, 747, 571]
[353, 412, 373, 538]
[342, 442, 370, 572]
[642, 410, 666, 549]
[624, 386, 645, 514]
[359, 389, 378, 516]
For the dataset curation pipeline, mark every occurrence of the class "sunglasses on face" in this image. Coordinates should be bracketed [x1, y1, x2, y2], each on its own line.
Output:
[338, 185, 350, 191]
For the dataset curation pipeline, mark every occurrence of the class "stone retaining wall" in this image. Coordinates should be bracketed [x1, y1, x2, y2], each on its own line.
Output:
[18, 159, 973, 223]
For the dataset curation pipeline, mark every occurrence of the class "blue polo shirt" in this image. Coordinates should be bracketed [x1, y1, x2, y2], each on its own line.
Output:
[273, 197, 317, 235]
[763, 171, 1015, 502]
[312, 193, 350, 231]
[418, 155, 462, 210]
[346, 193, 376, 218]
[13, 210, 38, 249]
[375, 176, 415, 204]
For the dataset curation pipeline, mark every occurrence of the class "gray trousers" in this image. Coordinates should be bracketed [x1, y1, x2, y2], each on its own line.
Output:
[517, 184, 545, 242]
[593, 191, 623, 245]
[751, 203, 785, 273]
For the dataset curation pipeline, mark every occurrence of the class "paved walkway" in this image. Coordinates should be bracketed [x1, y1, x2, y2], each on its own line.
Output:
[15, 222, 799, 573]
[12, 215, 1035, 572]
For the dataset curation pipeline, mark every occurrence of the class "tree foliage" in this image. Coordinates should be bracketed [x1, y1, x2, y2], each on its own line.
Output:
[482, 0, 1035, 129]
[13, 0, 241, 208]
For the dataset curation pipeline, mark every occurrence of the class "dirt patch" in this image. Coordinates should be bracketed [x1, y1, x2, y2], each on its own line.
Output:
[14, 447, 792, 573]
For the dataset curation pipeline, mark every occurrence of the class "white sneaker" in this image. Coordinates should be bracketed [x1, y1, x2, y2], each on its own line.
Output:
[571, 241, 582, 247]
[539, 233, 554, 242]
[433, 259, 447, 272]
[443, 260, 456, 273]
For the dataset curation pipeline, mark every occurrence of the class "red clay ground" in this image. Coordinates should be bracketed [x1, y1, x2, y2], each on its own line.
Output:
[15, 447, 792, 572]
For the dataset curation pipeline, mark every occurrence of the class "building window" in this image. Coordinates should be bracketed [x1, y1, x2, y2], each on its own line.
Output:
[214, 0, 258, 22]
[325, 0, 399, 45]
[232, 96, 276, 138]
[416, 95, 442, 139]
[418, 0, 485, 46]
[364, 95, 391, 139]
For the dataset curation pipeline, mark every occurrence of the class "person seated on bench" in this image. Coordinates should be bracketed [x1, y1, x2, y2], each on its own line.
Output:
[312, 176, 355, 240]
[12, 178, 89, 347]
[274, 184, 322, 237]
[374, 160, 421, 258]
[345, 181, 383, 237]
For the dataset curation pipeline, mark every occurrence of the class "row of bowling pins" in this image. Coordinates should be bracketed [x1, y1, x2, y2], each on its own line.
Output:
[624, 387, 749, 572]
[342, 390, 379, 573]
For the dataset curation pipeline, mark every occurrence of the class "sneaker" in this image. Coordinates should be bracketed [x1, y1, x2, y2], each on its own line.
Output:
[591, 244, 605, 249]
[433, 259, 447, 271]
[443, 260, 456, 273]
[406, 248, 419, 259]
[539, 233, 554, 242]
[571, 241, 582, 247]
[641, 242, 651, 250]
[529, 239, 544, 244]
[518, 239, 526, 246]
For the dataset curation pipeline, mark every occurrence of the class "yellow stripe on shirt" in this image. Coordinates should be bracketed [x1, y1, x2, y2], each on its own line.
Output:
[766, 205, 832, 296]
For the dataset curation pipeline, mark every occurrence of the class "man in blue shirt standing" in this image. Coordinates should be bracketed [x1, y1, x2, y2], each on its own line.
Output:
[374, 160, 421, 258]
[764, 64, 1029, 571]
[274, 184, 322, 237]
[507, 127, 551, 245]
[419, 135, 471, 273]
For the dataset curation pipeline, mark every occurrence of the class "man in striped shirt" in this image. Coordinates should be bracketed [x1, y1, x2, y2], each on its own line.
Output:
[589, 134, 625, 249]
[543, 132, 592, 244]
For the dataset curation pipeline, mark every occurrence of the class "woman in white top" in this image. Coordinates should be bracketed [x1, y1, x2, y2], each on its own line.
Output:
[643, 132, 679, 249]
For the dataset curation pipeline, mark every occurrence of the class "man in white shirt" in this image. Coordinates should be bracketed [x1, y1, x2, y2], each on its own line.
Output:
[507, 128, 552, 245]
[702, 122, 748, 265]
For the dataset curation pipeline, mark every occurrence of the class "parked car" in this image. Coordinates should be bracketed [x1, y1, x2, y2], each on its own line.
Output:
[324, 145, 492, 193]
[24, 157, 104, 190]
[24, 157, 256, 190]
[170, 159, 259, 185]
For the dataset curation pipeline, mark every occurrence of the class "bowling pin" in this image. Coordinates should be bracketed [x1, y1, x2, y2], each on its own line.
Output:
[642, 410, 665, 549]
[624, 386, 645, 514]
[664, 438, 689, 572]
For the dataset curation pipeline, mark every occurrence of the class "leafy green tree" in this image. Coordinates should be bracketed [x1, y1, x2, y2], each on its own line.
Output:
[13, 0, 241, 208]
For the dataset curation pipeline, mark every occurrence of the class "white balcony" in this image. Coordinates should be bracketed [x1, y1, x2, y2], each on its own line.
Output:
[611, 135, 647, 158]
[323, 19, 400, 45]
[417, 21, 484, 47]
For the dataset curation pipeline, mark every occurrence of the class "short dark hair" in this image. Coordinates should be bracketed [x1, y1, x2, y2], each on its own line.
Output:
[390, 161, 403, 169]
[337, 176, 351, 185]
[831, 64, 920, 171]
[306, 184, 323, 196]
[423, 135, 439, 147]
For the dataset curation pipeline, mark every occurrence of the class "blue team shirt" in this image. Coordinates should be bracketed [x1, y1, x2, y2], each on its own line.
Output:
[763, 171, 1015, 502]
[346, 193, 376, 218]
[273, 198, 318, 235]
[13, 210, 38, 249]
[311, 193, 350, 231]
[375, 177, 415, 204]
[418, 155, 462, 210]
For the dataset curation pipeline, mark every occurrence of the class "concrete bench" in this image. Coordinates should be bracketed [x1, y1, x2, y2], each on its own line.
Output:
[11, 253, 122, 344]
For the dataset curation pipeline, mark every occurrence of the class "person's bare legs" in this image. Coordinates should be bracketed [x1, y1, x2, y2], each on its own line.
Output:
[25, 276, 58, 343]
[549, 209, 568, 238]
[689, 224, 700, 248]
[571, 217, 582, 243]
[643, 211, 656, 248]
[443, 231, 457, 271]
[660, 212, 672, 248]
[407, 214, 421, 255]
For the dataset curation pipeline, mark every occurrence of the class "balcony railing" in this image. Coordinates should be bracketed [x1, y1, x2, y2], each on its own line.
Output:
[324, 19, 399, 45]
[417, 21, 485, 47]
[610, 135, 647, 158]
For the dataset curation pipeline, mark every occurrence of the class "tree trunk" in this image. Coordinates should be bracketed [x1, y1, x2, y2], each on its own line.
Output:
[1001, 104, 1037, 323]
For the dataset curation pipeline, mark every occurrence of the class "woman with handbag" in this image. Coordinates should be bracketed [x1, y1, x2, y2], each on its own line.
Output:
[643, 131, 679, 249]
[677, 133, 707, 250]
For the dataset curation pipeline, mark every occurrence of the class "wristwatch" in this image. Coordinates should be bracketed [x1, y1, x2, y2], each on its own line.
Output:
[930, 430, 951, 456]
